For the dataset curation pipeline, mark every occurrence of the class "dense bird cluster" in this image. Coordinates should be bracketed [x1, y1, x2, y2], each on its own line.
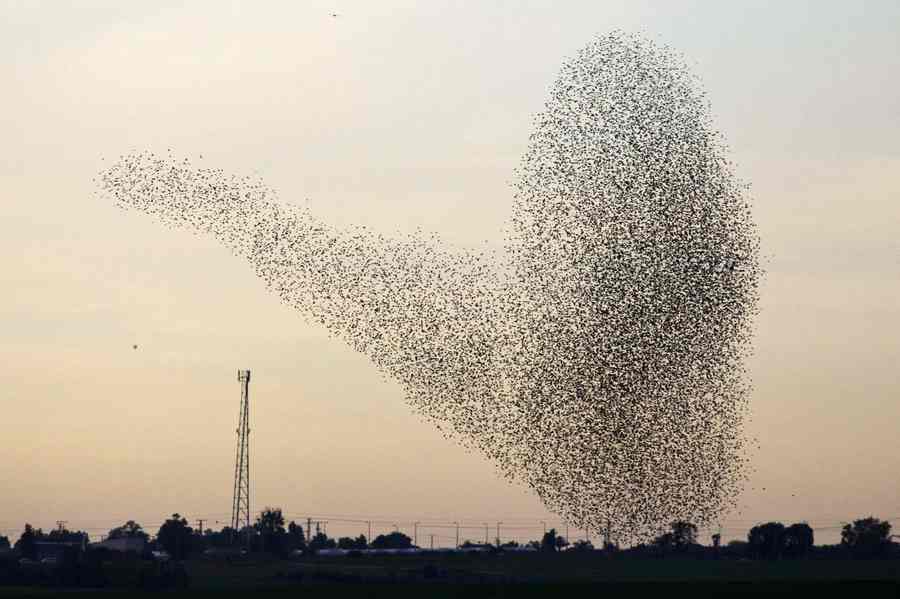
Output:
[98, 32, 760, 544]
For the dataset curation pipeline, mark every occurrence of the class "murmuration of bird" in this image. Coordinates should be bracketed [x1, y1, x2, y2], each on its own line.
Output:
[97, 32, 761, 544]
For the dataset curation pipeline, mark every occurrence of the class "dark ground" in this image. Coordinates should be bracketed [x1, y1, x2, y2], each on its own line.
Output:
[1, 553, 898, 596]
[190, 552, 900, 586]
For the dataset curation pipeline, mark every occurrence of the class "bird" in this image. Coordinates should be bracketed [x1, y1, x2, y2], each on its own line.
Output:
[97, 31, 761, 545]
[132, 344, 138, 350]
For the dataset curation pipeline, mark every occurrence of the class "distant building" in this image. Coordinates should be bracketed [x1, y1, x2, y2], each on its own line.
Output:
[35, 541, 84, 561]
[92, 537, 145, 554]
[459, 543, 493, 553]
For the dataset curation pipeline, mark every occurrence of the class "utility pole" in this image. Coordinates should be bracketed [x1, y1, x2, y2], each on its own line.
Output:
[483, 523, 489, 545]
[367, 521, 372, 545]
[197, 519, 205, 536]
[541, 521, 547, 535]
[430, 534, 434, 549]
[56, 521, 67, 533]
[307, 518, 313, 543]
[496, 522, 502, 547]
[231, 369, 252, 548]
[414, 522, 419, 547]
[453, 522, 459, 549]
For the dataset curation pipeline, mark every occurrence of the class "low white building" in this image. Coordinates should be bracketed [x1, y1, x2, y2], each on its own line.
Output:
[92, 537, 145, 553]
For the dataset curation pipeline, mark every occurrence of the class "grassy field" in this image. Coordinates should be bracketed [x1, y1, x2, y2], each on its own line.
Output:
[188, 553, 900, 585]
[1, 554, 898, 596]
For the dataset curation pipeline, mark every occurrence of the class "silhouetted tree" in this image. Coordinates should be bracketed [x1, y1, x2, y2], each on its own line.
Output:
[841, 517, 891, 558]
[337, 535, 368, 550]
[202, 526, 237, 549]
[156, 514, 193, 560]
[653, 521, 697, 552]
[0, 535, 9, 550]
[748, 522, 785, 559]
[783, 523, 814, 557]
[555, 535, 569, 552]
[336, 537, 351, 550]
[308, 532, 336, 552]
[14, 524, 40, 560]
[287, 521, 307, 552]
[540, 528, 560, 552]
[371, 532, 413, 550]
[256, 507, 285, 534]
[570, 539, 594, 552]
[46, 526, 89, 549]
[671, 521, 698, 547]
[255, 507, 287, 557]
[108, 520, 149, 541]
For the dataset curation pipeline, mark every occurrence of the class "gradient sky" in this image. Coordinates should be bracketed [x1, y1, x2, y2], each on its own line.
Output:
[2, 0, 898, 546]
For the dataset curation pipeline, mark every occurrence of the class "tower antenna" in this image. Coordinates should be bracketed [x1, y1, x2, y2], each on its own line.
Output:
[231, 369, 251, 547]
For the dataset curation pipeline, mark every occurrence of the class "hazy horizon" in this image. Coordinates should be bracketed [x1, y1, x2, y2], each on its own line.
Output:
[2, 1, 898, 547]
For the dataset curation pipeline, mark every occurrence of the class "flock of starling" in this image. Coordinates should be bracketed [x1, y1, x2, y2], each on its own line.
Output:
[99, 32, 761, 544]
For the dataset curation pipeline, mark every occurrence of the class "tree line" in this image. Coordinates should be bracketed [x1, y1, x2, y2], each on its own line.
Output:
[1, 510, 895, 561]
[614, 517, 894, 560]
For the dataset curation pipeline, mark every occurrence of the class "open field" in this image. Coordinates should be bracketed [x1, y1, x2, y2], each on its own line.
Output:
[2, 554, 898, 596]
[191, 553, 900, 587]
[0, 581, 898, 598]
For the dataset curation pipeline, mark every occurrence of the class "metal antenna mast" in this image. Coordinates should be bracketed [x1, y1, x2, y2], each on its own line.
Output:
[231, 369, 251, 544]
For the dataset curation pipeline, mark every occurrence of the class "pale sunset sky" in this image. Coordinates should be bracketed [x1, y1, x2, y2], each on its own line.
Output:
[2, 1, 898, 546]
